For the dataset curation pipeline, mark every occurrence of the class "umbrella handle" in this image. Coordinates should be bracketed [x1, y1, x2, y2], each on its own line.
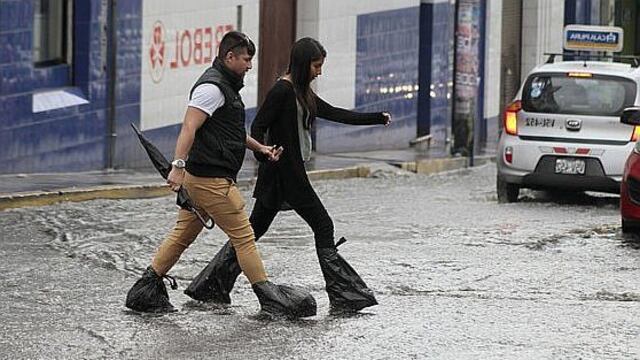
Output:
[194, 208, 214, 229]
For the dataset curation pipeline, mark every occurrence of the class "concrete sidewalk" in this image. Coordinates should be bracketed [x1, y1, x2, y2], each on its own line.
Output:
[0, 148, 494, 210]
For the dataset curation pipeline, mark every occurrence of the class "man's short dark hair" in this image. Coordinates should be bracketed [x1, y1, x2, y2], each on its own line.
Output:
[218, 31, 256, 58]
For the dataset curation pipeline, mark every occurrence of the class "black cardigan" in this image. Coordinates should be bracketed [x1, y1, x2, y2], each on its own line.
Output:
[251, 79, 386, 209]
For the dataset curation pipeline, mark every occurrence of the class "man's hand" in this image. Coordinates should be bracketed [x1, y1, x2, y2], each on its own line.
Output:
[167, 167, 185, 192]
[382, 112, 392, 127]
[260, 144, 284, 161]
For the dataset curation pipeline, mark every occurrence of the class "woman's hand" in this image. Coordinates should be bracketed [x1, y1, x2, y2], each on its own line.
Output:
[260, 144, 284, 161]
[167, 167, 185, 192]
[382, 112, 392, 127]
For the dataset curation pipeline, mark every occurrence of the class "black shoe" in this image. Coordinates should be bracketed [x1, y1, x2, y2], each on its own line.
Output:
[317, 238, 378, 313]
[252, 281, 317, 319]
[125, 266, 178, 313]
[184, 241, 242, 304]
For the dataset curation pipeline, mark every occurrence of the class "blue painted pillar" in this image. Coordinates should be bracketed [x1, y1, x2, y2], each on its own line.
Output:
[417, 0, 456, 149]
[417, 3, 433, 137]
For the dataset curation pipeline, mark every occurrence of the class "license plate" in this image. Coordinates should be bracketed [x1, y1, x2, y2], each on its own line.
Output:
[555, 158, 585, 175]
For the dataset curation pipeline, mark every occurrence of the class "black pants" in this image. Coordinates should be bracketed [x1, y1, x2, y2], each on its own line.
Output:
[250, 195, 335, 249]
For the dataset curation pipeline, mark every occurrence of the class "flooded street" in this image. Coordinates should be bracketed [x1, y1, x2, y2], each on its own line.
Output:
[1, 163, 639, 359]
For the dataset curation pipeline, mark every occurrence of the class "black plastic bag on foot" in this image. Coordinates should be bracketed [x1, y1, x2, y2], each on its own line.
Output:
[184, 241, 241, 303]
[317, 240, 378, 313]
[125, 266, 177, 313]
[252, 281, 317, 318]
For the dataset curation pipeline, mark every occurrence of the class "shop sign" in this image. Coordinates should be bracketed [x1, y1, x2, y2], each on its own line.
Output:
[564, 25, 623, 52]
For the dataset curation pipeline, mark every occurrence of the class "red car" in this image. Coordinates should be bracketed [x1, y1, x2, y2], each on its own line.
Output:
[620, 107, 640, 232]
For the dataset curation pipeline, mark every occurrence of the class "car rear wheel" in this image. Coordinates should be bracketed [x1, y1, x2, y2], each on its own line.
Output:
[621, 218, 639, 234]
[497, 176, 520, 203]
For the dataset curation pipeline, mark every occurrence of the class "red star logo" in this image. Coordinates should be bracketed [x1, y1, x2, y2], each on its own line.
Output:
[150, 23, 165, 69]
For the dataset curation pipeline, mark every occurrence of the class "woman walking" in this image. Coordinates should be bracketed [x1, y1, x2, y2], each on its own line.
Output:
[185, 37, 391, 314]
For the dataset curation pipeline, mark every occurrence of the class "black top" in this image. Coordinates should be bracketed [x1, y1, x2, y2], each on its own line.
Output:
[251, 79, 386, 209]
[186, 58, 247, 180]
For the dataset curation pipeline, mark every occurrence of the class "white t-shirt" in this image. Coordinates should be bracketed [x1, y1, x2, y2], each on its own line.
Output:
[188, 83, 225, 116]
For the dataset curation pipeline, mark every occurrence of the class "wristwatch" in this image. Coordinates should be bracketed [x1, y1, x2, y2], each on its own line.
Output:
[171, 159, 186, 169]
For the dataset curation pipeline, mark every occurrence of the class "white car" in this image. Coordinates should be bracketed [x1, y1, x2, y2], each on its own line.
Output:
[496, 56, 640, 202]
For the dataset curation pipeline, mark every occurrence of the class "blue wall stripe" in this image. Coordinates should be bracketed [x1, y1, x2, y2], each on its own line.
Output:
[418, 1, 455, 149]
[418, 3, 433, 137]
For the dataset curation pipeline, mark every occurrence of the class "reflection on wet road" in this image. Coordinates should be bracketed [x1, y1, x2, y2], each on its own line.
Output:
[1, 164, 638, 359]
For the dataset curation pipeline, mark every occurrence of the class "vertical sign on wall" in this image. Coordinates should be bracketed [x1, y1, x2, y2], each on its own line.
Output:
[141, 1, 258, 131]
[452, 0, 481, 157]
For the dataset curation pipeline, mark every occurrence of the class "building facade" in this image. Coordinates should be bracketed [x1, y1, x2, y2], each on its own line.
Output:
[1, 0, 459, 174]
[2, 0, 627, 175]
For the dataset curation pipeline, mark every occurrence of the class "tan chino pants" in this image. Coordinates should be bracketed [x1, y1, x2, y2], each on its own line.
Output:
[151, 172, 267, 284]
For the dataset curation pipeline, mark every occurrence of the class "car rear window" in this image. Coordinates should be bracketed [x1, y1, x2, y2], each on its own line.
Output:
[521, 72, 636, 116]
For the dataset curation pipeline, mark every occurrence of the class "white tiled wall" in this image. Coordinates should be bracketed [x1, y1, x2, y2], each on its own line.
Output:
[484, 0, 502, 121]
[521, 0, 564, 83]
[140, 0, 259, 131]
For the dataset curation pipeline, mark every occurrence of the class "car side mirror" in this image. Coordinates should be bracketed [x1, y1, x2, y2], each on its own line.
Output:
[621, 107, 640, 125]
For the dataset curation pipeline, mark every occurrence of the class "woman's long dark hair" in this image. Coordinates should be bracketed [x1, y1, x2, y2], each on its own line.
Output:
[287, 37, 326, 128]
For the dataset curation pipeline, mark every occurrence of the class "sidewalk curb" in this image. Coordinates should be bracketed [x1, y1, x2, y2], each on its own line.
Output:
[401, 155, 493, 175]
[0, 158, 493, 211]
[0, 184, 173, 211]
[0, 166, 370, 211]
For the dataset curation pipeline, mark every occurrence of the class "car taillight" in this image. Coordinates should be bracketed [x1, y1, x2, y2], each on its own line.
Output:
[631, 125, 640, 142]
[503, 100, 521, 136]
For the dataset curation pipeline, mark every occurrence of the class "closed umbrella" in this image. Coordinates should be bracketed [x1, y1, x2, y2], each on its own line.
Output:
[131, 123, 214, 229]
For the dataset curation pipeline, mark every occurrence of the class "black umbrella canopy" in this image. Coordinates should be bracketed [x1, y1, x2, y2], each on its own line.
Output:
[131, 123, 214, 229]
[131, 123, 172, 179]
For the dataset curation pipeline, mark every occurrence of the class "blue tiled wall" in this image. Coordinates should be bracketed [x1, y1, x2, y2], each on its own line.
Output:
[112, 0, 145, 169]
[0, 0, 117, 174]
[418, 1, 455, 150]
[315, 7, 420, 153]
[0, 0, 163, 174]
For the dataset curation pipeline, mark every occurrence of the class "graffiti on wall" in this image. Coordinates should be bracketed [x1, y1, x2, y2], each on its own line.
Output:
[452, 0, 481, 156]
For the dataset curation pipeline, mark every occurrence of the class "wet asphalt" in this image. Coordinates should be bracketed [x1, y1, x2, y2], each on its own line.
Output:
[0, 163, 638, 359]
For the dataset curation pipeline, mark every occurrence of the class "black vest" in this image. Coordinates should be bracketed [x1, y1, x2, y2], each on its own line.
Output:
[186, 59, 247, 180]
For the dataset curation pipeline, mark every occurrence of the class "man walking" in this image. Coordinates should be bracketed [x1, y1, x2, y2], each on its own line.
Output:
[125, 31, 315, 318]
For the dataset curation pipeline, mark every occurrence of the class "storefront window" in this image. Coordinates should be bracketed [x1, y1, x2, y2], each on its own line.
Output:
[33, 0, 72, 66]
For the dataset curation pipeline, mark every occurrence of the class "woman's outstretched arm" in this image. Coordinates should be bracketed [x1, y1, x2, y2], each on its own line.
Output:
[315, 95, 391, 126]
